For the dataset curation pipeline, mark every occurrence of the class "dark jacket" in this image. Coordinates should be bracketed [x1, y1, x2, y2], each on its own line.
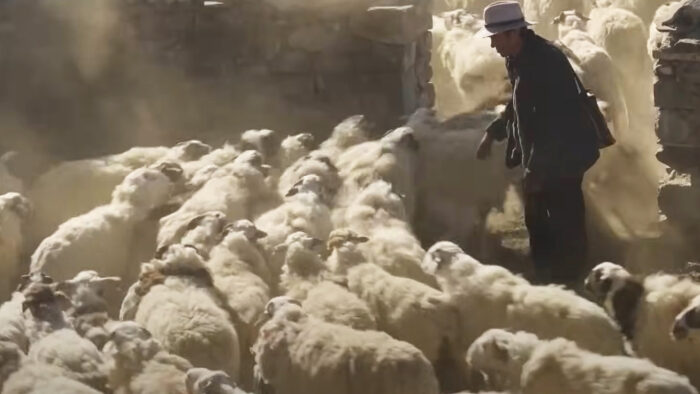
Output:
[486, 29, 599, 179]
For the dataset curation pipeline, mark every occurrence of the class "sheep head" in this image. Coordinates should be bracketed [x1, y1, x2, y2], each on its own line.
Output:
[423, 241, 481, 277]
[173, 140, 212, 161]
[467, 329, 539, 390]
[238, 129, 281, 159]
[16, 271, 53, 292]
[327, 114, 371, 150]
[233, 150, 271, 177]
[54, 270, 121, 314]
[672, 294, 700, 341]
[264, 296, 302, 319]
[326, 228, 369, 251]
[279, 231, 326, 279]
[103, 321, 161, 369]
[0, 192, 32, 220]
[112, 167, 178, 212]
[224, 219, 267, 242]
[175, 211, 230, 257]
[186, 368, 242, 394]
[21, 282, 71, 318]
[285, 174, 326, 199]
[326, 229, 368, 274]
[584, 262, 642, 339]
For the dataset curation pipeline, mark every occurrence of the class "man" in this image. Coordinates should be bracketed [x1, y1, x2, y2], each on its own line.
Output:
[475, 1, 599, 284]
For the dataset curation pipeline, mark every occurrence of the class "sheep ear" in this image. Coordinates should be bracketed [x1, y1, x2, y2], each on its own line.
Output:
[186, 214, 208, 231]
[154, 245, 170, 259]
[553, 11, 564, 24]
[156, 162, 183, 182]
[285, 180, 303, 197]
[255, 229, 268, 239]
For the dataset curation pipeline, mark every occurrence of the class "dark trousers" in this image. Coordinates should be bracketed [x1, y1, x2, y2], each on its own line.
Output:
[523, 175, 587, 285]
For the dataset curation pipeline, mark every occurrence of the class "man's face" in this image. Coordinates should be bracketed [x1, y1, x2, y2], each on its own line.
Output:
[490, 30, 522, 57]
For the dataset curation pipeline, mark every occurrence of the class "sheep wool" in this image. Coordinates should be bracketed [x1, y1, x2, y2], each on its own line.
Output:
[0, 192, 32, 300]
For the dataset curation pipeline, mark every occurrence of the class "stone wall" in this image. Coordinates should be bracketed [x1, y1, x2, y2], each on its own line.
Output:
[0, 0, 434, 159]
[651, 0, 700, 263]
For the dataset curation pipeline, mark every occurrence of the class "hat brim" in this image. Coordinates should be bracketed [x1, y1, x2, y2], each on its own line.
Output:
[476, 20, 535, 38]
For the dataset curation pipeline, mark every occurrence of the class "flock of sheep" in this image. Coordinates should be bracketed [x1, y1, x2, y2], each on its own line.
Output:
[0, 0, 698, 393]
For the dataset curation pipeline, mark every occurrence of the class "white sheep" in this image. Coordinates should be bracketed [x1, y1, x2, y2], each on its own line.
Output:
[585, 262, 700, 387]
[275, 133, 315, 171]
[338, 180, 438, 287]
[121, 245, 241, 380]
[467, 328, 697, 394]
[435, 10, 510, 114]
[423, 242, 626, 356]
[340, 260, 466, 390]
[0, 192, 32, 300]
[157, 210, 229, 258]
[252, 296, 440, 394]
[255, 174, 333, 280]
[276, 151, 341, 200]
[237, 129, 281, 162]
[28, 140, 210, 246]
[158, 150, 274, 250]
[30, 163, 183, 286]
[206, 219, 270, 391]
[595, 0, 671, 24]
[0, 340, 25, 392]
[0, 272, 54, 352]
[103, 321, 192, 394]
[3, 362, 103, 394]
[317, 114, 371, 159]
[521, 0, 593, 40]
[186, 368, 250, 394]
[553, 10, 630, 143]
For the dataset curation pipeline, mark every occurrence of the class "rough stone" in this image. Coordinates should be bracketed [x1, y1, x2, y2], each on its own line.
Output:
[658, 182, 700, 224]
[349, 4, 431, 45]
[654, 76, 700, 109]
[657, 109, 700, 147]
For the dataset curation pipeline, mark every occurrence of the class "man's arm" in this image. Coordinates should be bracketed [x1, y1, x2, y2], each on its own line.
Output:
[477, 102, 512, 160]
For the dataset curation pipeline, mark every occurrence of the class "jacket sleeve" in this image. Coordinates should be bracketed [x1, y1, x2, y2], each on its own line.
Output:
[485, 101, 513, 142]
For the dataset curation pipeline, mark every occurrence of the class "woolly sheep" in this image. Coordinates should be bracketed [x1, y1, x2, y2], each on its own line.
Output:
[0, 192, 32, 300]
[252, 296, 440, 394]
[28, 140, 210, 245]
[275, 133, 315, 171]
[206, 219, 269, 390]
[30, 163, 183, 286]
[3, 362, 102, 394]
[595, 0, 671, 24]
[553, 10, 630, 143]
[317, 114, 371, 159]
[522, 0, 593, 40]
[157, 210, 229, 258]
[186, 368, 250, 394]
[0, 340, 24, 391]
[340, 261, 466, 390]
[122, 245, 241, 380]
[435, 10, 509, 114]
[103, 321, 192, 394]
[276, 151, 341, 200]
[585, 262, 700, 387]
[467, 328, 697, 394]
[423, 242, 626, 356]
[338, 181, 438, 287]
[0, 272, 53, 352]
[20, 282, 73, 345]
[237, 129, 281, 162]
[158, 150, 274, 249]
[255, 174, 333, 279]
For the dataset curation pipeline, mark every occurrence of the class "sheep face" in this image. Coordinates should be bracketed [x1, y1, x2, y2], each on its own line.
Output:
[264, 296, 302, 318]
[672, 295, 700, 342]
[233, 150, 271, 177]
[103, 321, 160, 367]
[113, 167, 176, 210]
[225, 219, 267, 242]
[186, 368, 239, 394]
[423, 241, 465, 276]
[54, 270, 121, 313]
[466, 329, 516, 387]
[0, 192, 32, 220]
[21, 283, 71, 319]
[16, 271, 54, 292]
[283, 231, 324, 254]
[584, 262, 643, 339]
[173, 140, 212, 161]
[238, 129, 281, 158]
[285, 174, 326, 199]
[326, 229, 369, 252]
[285, 133, 315, 151]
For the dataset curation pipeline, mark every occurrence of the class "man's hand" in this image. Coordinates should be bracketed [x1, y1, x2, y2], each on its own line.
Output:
[476, 133, 494, 160]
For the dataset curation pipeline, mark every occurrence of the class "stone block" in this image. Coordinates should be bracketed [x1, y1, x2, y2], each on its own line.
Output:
[349, 4, 431, 45]
[654, 77, 700, 109]
[656, 146, 700, 171]
[288, 23, 340, 52]
[658, 175, 700, 224]
[656, 108, 700, 147]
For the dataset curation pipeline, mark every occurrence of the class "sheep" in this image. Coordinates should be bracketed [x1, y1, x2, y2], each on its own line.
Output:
[237, 129, 282, 162]
[435, 10, 510, 114]
[595, 0, 671, 25]
[54, 270, 122, 349]
[672, 293, 700, 342]
[553, 10, 630, 144]
[20, 282, 73, 345]
[336, 257, 466, 391]
[157, 210, 229, 259]
[206, 219, 270, 391]
[30, 163, 183, 287]
[3, 362, 103, 394]
[275, 133, 315, 171]
[255, 174, 333, 280]
[103, 321, 192, 394]
[316, 114, 371, 159]
[334, 126, 420, 224]
[251, 296, 440, 394]
[0, 272, 54, 352]
[339, 180, 438, 287]
[158, 150, 274, 250]
[186, 368, 250, 394]
[276, 151, 341, 200]
[0, 192, 32, 300]
[585, 262, 700, 387]
[28, 140, 210, 246]
[121, 244, 241, 380]
[467, 328, 697, 394]
[423, 242, 626, 357]
[521, 0, 593, 40]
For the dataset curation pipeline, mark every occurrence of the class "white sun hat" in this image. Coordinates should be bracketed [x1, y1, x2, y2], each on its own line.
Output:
[476, 1, 535, 38]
